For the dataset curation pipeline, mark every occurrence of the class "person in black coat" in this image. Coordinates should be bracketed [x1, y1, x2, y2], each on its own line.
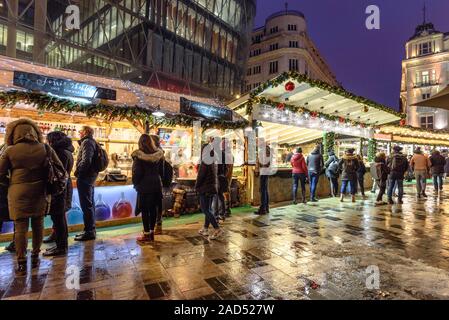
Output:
[43, 132, 74, 256]
[132, 134, 164, 243]
[356, 154, 367, 198]
[429, 150, 446, 192]
[74, 126, 100, 241]
[196, 143, 223, 240]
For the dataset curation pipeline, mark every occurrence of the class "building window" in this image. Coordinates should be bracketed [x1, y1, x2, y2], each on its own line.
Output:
[253, 82, 261, 89]
[269, 43, 279, 51]
[288, 24, 297, 31]
[420, 115, 434, 129]
[289, 41, 299, 48]
[250, 49, 261, 57]
[415, 70, 437, 87]
[246, 84, 252, 92]
[418, 42, 433, 56]
[269, 61, 278, 74]
[253, 65, 261, 74]
[289, 59, 299, 71]
[247, 68, 252, 76]
[422, 93, 431, 100]
[269, 26, 279, 34]
[252, 34, 262, 44]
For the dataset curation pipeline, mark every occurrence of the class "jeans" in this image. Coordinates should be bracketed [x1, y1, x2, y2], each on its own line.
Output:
[328, 177, 339, 196]
[292, 173, 307, 201]
[14, 216, 44, 263]
[414, 170, 427, 195]
[433, 174, 444, 191]
[213, 193, 226, 218]
[387, 179, 404, 199]
[376, 180, 387, 202]
[260, 175, 269, 211]
[357, 174, 365, 195]
[138, 193, 161, 232]
[77, 177, 97, 233]
[309, 172, 320, 200]
[341, 179, 356, 195]
[50, 214, 68, 250]
[200, 193, 219, 229]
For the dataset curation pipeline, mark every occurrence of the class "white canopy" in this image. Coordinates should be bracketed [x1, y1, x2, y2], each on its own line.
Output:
[229, 74, 402, 145]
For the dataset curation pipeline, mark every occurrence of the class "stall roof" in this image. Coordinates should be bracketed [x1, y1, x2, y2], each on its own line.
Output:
[411, 85, 449, 110]
[229, 72, 403, 144]
[379, 124, 449, 146]
[0, 56, 246, 126]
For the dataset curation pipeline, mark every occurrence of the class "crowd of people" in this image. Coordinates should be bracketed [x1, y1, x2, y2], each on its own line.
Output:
[0, 119, 236, 276]
[285, 143, 449, 208]
[1, 118, 448, 276]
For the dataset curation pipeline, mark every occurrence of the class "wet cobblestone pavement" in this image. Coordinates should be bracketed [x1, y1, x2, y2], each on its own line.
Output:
[1, 184, 449, 300]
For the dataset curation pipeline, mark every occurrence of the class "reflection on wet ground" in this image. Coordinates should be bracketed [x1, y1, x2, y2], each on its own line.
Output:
[1, 184, 449, 300]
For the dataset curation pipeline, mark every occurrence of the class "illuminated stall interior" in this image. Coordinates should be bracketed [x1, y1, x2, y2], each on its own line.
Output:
[228, 72, 403, 205]
[378, 125, 449, 155]
[0, 55, 246, 236]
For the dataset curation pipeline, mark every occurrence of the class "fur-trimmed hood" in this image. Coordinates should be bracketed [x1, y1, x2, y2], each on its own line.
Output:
[4, 118, 43, 146]
[131, 149, 164, 163]
[342, 154, 358, 161]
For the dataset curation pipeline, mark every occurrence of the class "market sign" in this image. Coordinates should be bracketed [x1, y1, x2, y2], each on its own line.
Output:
[13, 71, 117, 100]
[180, 97, 233, 121]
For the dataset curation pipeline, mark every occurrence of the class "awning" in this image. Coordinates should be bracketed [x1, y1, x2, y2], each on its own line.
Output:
[411, 85, 449, 109]
[379, 125, 449, 147]
[229, 72, 403, 145]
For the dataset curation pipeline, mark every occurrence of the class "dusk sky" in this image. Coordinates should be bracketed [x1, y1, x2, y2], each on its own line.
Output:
[254, 0, 449, 111]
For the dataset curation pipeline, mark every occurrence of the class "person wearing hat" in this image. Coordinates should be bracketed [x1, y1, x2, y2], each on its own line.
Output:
[387, 145, 409, 204]
[338, 148, 359, 202]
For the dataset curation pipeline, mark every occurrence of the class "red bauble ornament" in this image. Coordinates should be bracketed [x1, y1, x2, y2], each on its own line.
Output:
[285, 81, 295, 92]
[399, 119, 406, 126]
[339, 117, 345, 123]
[276, 103, 285, 110]
[311, 112, 318, 118]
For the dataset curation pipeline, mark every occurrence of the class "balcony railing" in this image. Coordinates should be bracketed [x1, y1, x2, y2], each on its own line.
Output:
[414, 80, 439, 88]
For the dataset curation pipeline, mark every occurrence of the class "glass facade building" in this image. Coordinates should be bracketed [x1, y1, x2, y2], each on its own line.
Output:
[0, 0, 256, 99]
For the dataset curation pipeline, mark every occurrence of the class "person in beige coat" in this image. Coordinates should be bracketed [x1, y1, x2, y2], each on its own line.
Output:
[0, 118, 62, 276]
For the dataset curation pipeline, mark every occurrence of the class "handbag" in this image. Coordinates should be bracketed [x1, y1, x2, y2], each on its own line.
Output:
[44, 144, 69, 197]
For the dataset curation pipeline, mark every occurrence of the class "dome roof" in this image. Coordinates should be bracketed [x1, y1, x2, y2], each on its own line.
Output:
[266, 10, 306, 22]
[409, 22, 441, 41]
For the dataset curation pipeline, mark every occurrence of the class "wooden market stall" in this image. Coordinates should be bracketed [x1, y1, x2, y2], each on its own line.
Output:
[0, 56, 247, 236]
[228, 71, 403, 205]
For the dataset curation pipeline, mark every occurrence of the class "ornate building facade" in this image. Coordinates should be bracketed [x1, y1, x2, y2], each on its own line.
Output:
[401, 21, 449, 129]
[244, 9, 337, 92]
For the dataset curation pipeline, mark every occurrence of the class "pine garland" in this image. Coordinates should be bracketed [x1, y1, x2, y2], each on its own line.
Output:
[0, 90, 248, 130]
[240, 71, 405, 126]
[368, 139, 377, 162]
[322, 132, 335, 162]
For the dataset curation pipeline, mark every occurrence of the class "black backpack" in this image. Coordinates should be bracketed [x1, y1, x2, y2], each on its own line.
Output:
[391, 154, 408, 173]
[44, 144, 69, 196]
[344, 158, 357, 174]
[161, 159, 174, 188]
[93, 142, 109, 172]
